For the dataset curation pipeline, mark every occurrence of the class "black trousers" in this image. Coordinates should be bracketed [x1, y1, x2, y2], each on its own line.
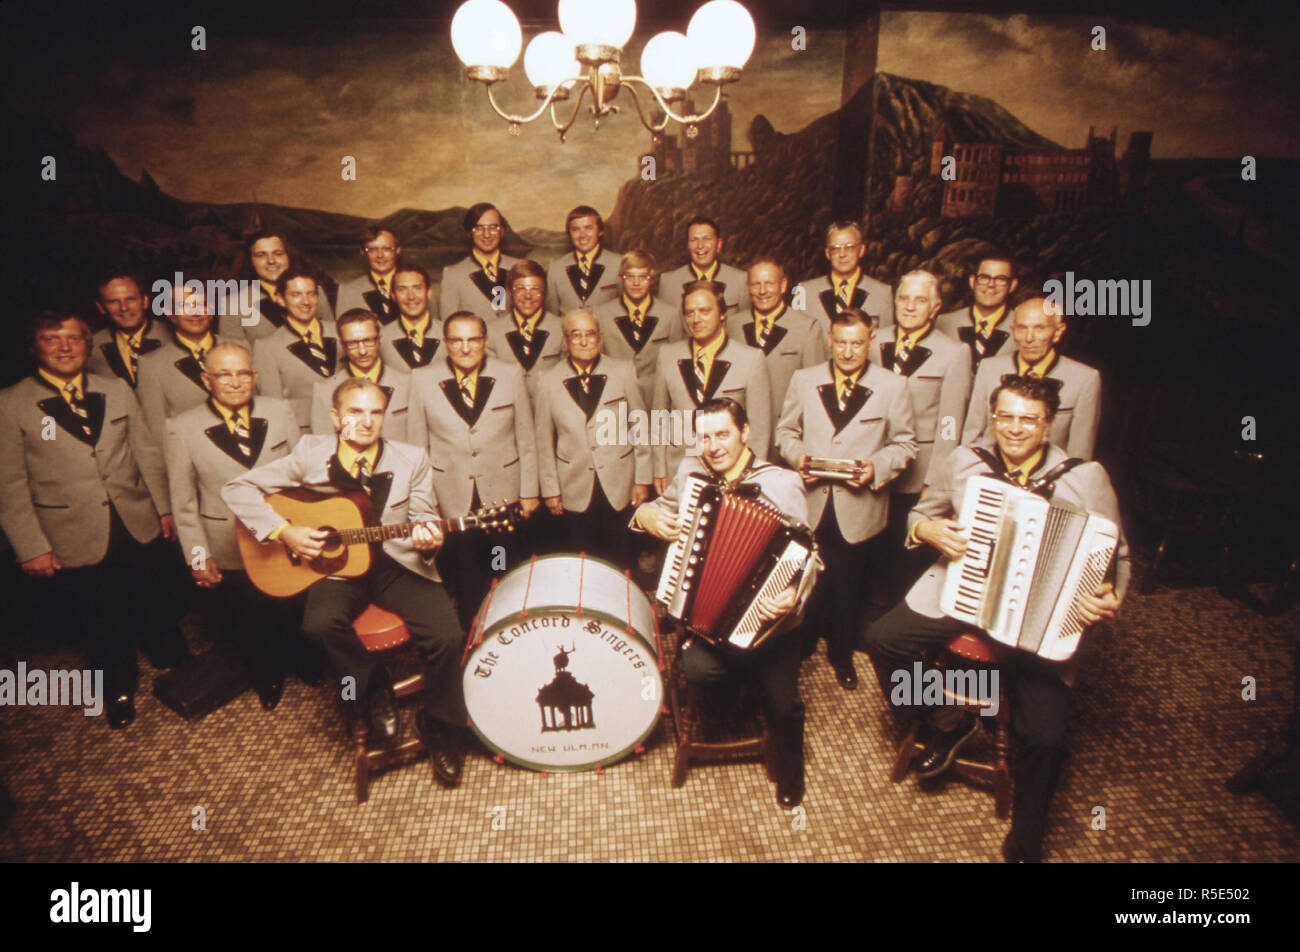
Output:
[33, 506, 187, 699]
[801, 501, 873, 668]
[437, 488, 520, 633]
[881, 491, 931, 603]
[301, 553, 467, 727]
[199, 569, 303, 687]
[564, 480, 633, 570]
[680, 632, 805, 775]
[860, 600, 1072, 861]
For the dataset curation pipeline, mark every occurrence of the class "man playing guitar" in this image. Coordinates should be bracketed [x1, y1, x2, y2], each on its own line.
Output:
[222, 377, 467, 787]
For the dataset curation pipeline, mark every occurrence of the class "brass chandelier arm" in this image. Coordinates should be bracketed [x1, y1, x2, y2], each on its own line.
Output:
[620, 75, 724, 127]
[484, 81, 575, 128]
[550, 81, 593, 139]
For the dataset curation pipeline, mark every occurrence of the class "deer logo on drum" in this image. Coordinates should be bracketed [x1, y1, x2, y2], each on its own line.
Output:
[536, 644, 596, 733]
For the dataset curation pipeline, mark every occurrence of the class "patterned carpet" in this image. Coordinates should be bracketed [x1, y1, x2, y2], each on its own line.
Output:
[1, 558, 1297, 863]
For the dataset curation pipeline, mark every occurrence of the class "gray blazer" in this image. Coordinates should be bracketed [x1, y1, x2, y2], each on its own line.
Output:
[164, 397, 299, 570]
[962, 350, 1102, 460]
[593, 296, 682, 408]
[545, 248, 621, 314]
[219, 284, 336, 343]
[309, 362, 412, 443]
[438, 253, 517, 320]
[252, 319, 340, 436]
[484, 311, 566, 405]
[794, 274, 894, 332]
[405, 357, 539, 518]
[936, 306, 1012, 371]
[657, 262, 751, 315]
[534, 356, 651, 512]
[0, 372, 170, 566]
[379, 316, 444, 372]
[726, 306, 829, 426]
[336, 274, 400, 324]
[774, 362, 918, 544]
[221, 434, 444, 582]
[904, 443, 1129, 684]
[87, 319, 170, 387]
[136, 332, 234, 442]
[872, 326, 973, 495]
[651, 337, 772, 480]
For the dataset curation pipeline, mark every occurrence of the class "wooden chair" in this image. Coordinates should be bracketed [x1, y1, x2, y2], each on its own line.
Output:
[350, 605, 428, 803]
[891, 632, 1012, 817]
[666, 632, 776, 788]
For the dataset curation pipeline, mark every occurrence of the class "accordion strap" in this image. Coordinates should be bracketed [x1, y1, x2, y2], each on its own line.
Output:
[970, 446, 1086, 499]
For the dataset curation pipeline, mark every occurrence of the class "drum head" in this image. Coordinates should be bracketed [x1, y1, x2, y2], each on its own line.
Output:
[463, 555, 663, 772]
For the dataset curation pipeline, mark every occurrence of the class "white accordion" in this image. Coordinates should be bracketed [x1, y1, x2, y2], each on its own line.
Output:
[939, 475, 1119, 661]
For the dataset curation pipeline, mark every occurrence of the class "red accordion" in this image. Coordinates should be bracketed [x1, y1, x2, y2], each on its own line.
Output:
[655, 476, 816, 652]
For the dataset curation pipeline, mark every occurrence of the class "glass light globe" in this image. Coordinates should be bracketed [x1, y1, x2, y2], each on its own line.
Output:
[525, 32, 580, 89]
[686, 0, 755, 71]
[557, 0, 637, 50]
[640, 31, 696, 91]
[450, 0, 523, 69]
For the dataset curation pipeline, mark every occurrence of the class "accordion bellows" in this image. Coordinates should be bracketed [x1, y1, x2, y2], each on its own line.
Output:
[656, 475, 815, 651]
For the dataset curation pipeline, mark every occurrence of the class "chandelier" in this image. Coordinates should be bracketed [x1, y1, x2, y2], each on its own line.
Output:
[449, 0, 756, 140]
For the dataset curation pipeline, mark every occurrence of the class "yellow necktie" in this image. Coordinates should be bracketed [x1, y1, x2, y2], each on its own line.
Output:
[578, 253, 590, 275]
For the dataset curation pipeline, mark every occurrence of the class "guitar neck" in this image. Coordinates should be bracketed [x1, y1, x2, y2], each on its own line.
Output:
[331, 516, 479, 546]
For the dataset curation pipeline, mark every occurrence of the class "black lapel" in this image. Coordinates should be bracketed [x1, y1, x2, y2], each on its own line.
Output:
[881, 342, 896, 370]
[614, 313, 658, 353]
[327, 444, 392, 512]
[986, 329, 1009, 357]
[817, 380, 871, 435]
[505, 328, 547, 370]
[286, 336, 336, 378]
[702, 357, 731, 400]
[204, 413, 268, 467]
[368, 470, 394, 515]
[562, 373, 606, 420]
[818, 288, 839, 320]
[469, 268, 499, 302]
[884, 342, 932, 376]
[174, 353, 206, 389]
[439, 373, 494, 426]
[100, 342, 133, 386]
[37, 393, 99, 446]
[139, 337, 163, 358]
[259, 297, 288, 329]
[587, 262, 606, 294]
[393, 334, 438, 369]
[850, 285, 868, 310]
[362, 287, 399, 324]
[760, 321, 789, 355]
[677, 358, 702, 405]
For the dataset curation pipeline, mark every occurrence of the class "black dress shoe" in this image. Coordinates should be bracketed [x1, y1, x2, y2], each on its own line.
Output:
[831, 660, 858, 690]
[915, 713, 979, 779]
[366, 682, 400, 748]
[294, 663, 326, 688]
[107, 694, 135, 729]
[256, 678, 285, 712]
[416, 711, 464, 787]
[1002, 831, 1040, 863]
[776, 772, 805, 808]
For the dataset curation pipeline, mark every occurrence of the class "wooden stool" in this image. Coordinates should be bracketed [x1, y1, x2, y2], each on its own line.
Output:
[891, 632, 1012, 817]
[667, 634, 776, 788]
[350, 605, 427, 803]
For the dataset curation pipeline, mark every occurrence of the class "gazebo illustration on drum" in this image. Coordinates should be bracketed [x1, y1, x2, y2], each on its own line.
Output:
[536, 645, 596, 732]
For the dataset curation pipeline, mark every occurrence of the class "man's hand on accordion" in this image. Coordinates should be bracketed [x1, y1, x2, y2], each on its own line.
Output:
[636, 503, 680, 541]
[916, 518, 968, 561]
[754, 584, 799, 624]
[1076, 581, 1121, 625]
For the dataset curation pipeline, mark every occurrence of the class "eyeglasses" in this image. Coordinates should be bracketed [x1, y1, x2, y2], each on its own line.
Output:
[828, 244, 861, 253]
[472, 224, 503, 234]
[342, 336, 380, 350]
[210, 370, 256, 383]
[974, 274, 1012, 287]
[364, 245, 397, 255]
[992, 413, 1046, 428]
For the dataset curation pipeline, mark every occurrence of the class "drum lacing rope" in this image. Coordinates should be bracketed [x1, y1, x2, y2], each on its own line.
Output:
[460, 576, 499, 665]
[519, 554, 538, 618]
[576, 551, 585, 616]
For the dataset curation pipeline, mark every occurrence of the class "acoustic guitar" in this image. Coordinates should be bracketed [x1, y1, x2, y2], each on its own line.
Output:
[236, 489, 519, 597]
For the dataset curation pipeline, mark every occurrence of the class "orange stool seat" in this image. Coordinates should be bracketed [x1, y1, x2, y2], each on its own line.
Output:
[353, 605, 410, 652]
[348, 605, 425, 803]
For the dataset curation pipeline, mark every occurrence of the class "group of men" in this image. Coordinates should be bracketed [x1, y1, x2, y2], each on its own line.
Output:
[1, 200, 1122, 862]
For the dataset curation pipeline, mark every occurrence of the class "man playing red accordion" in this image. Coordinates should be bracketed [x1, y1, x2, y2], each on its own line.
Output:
[634, 397, 820, 808]
[859, 374, 1128, 861]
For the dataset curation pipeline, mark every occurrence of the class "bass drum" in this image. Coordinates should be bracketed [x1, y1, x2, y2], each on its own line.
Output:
[463, 554, 663, 772]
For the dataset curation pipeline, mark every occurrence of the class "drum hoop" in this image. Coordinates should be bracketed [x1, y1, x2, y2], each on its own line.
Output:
[463, 605, 664, 774]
